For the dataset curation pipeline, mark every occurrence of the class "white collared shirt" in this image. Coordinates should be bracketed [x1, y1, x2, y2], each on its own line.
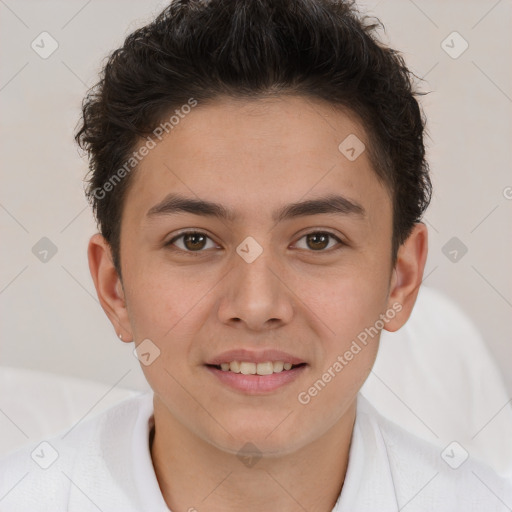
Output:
[0, 391, 510, 511]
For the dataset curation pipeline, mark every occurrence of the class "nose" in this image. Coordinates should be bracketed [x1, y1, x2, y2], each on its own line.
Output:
[217, 247, 294, 332]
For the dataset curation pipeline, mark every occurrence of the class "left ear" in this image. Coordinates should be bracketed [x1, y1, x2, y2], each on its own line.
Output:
[88, 233, 133, 342]
[384, 222, 428, 332]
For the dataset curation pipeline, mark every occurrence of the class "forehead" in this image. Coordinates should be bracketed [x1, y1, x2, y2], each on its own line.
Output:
[123, 95, 391, 225]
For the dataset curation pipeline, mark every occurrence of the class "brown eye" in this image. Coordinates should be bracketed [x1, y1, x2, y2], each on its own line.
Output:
[182, 232, 207, 251]
[167, 231, 217, 253]
[307, 233, 329, 250]
[295, 231, 343, 252]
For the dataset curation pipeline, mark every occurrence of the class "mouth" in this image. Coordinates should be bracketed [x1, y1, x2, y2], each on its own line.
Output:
[204, 348, 308, 394]
[204, 349, 308, 394]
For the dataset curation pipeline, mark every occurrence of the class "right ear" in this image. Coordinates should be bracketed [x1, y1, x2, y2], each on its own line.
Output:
[383, 222, 428, 333]
[87, 233, 133, 342]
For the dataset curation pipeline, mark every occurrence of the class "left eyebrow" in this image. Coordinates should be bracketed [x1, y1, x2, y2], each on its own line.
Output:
[146, 192, 365, 223]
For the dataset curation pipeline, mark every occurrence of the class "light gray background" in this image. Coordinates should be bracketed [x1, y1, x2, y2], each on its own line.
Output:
[1, 0, 511, 393]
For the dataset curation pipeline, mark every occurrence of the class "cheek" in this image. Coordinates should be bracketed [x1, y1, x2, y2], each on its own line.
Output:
[298, 262, 391, 337]
[124, 264, 217, 384]
[294, 261, 390, 401]
[125, 263, 204, 339]
[293, 275, 386, 425]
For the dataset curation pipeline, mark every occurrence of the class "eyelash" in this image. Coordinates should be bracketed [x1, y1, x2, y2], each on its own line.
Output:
[165, 230, 345, 256]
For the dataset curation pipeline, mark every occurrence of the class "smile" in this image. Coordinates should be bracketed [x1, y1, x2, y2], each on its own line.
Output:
[205, 363, 308, 394]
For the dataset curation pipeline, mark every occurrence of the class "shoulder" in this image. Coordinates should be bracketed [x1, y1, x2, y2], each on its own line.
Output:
[0, 392, 153, 512]
[355, 395, 512, 511]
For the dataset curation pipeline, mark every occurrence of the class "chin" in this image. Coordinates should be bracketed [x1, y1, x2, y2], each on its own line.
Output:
[204, 421, 312, 458]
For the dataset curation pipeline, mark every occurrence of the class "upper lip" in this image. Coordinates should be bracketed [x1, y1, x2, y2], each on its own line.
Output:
[206, 349, 306, 366]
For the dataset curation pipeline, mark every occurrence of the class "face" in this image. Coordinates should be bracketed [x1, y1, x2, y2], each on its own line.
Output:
[89, 95, 427, 457]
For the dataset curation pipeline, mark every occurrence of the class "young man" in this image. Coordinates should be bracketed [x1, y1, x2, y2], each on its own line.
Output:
[1, 0, 511, 510]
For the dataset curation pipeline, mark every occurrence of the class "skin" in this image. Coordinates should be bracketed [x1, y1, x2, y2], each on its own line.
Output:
[88, 95, 428, 512]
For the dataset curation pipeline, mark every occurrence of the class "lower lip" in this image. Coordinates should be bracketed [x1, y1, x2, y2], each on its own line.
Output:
[205, 365, 307, 394]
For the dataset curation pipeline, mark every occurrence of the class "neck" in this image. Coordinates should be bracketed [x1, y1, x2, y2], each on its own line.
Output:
[150, 398, 356, 512]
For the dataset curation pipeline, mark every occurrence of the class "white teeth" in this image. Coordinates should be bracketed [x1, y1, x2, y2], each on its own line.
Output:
[272, 361, 284, 373]
[240, 362, 256, 375]
[216, 360, 300, 375]
[256, 362, 274, 375]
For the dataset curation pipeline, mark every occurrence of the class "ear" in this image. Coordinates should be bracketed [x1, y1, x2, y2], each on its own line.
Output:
[88, 233, 133, 342]
[384, 222, 428, 332]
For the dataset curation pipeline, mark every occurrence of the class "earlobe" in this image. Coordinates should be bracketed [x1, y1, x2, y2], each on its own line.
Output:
[87, 233, 133, 342]
[384, 223, 428, 333]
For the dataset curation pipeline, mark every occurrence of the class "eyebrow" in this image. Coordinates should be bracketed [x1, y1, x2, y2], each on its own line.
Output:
[146, 192, 365, 223]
